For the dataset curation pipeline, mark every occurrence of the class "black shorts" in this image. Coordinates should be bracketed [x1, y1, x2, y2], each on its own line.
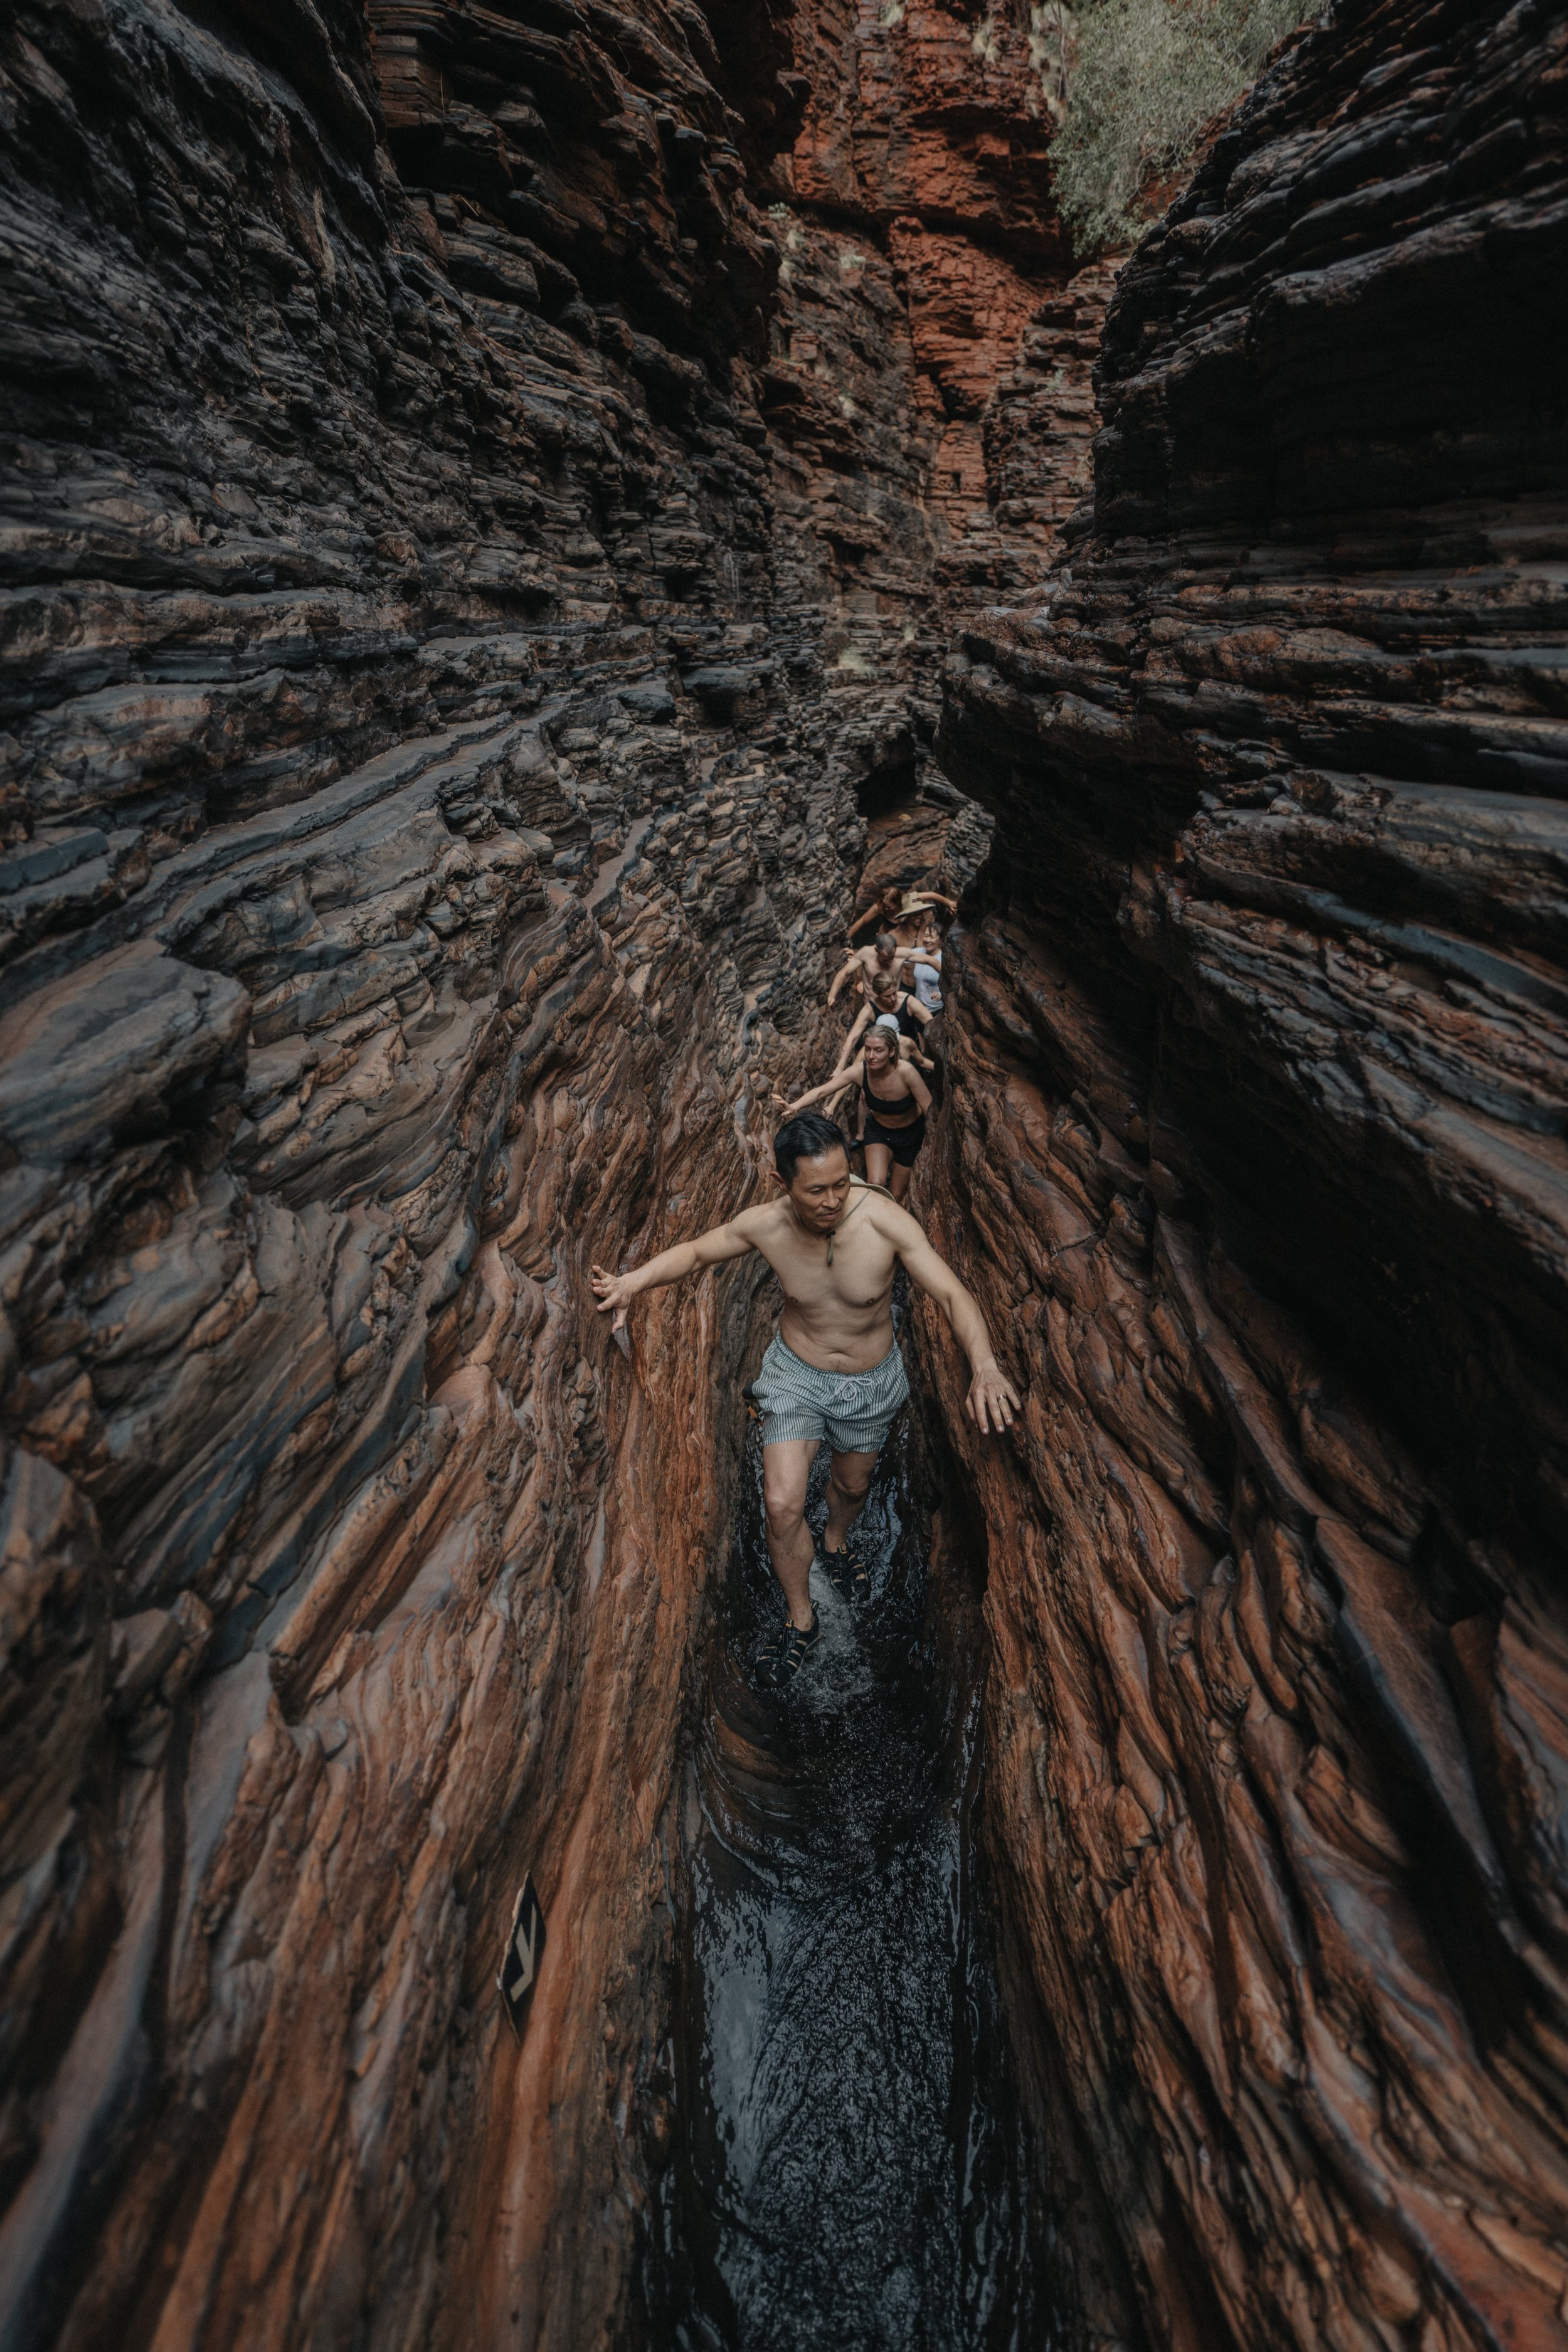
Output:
[864, 1111, 926, 1168]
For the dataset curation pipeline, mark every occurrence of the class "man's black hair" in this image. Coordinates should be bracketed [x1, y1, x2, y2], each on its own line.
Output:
[775, 1112, 849, 1185]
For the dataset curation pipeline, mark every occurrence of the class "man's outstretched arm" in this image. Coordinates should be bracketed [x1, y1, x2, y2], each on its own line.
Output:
[826, 954, 862, 1005]
[884, 1205, 1021, 1433]
[591, 1215, 757, 1335]
[832, 1004, 874, 1073]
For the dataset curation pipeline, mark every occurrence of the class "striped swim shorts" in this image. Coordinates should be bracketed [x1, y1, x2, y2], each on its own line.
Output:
[750, 1332, 910, 1455]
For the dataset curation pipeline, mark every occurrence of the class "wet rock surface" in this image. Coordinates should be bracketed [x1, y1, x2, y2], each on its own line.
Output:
[0, 0, 1022, 2344]
[6, 0, 1568, 2337]
[926, 0, 1568, 2343]
[649, 1393, 1047, 2352]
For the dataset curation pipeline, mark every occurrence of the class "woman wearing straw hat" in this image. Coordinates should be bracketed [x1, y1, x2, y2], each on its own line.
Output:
[847, 882, 955, 954]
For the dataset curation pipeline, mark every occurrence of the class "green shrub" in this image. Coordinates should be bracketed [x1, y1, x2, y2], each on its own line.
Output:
[1052, 0, 1313, 254]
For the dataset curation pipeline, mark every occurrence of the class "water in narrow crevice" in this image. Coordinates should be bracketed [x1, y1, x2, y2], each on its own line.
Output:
[647, 1364, 1062, 2351]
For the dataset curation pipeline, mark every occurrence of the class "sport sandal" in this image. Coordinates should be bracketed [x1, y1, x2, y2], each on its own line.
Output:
[755, 1609, 820, 1690]
[822, 1540, 871, 1606]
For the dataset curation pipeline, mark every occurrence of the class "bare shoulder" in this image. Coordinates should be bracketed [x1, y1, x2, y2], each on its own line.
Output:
[869, 1195, 954, 1281]
[732, 1196, 786, 1243]
[864, 1192, 932, 1252]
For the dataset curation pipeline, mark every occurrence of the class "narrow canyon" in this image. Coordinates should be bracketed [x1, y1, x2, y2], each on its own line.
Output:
[1, 0, 1566, 2345]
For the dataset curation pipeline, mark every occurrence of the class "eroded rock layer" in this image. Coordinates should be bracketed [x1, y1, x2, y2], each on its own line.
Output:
[0, 0, 1004, 2343]
[13, 0, 1568, 2337]
[924, 0, 1568, 2343]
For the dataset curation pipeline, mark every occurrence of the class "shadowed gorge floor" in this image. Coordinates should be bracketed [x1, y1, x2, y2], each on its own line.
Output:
[4, 0, 1568, 2344]
[650, 1352, 1051, 2352]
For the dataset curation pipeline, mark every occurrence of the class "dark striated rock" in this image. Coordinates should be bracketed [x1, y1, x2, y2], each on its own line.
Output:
[926, 0, 1568, 2343]
[616, 680, 675, 721]
[0, 0, 1079, 2331]
[0, 0, 897, 2343]
[13, 0, 1568, 2336]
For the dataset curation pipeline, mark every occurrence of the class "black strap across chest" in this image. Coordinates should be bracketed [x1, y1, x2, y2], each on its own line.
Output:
[861, 1056, 917, 1121]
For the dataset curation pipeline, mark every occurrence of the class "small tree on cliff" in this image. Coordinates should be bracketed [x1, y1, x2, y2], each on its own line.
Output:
[1052, 0, 1313, 252]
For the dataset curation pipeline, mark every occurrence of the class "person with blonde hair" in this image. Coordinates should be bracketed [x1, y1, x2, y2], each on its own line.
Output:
[778, 1022, 931, 1202]
[835, 970, 935, 1074]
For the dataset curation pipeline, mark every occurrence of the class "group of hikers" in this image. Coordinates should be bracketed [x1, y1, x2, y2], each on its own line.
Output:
[779, 882, 948, 1200]
[593, 877, 1020, 1689]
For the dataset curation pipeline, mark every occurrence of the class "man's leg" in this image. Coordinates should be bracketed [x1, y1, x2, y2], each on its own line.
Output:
[824, 1445, 879, 1557]
[763, 1438, 818, 1630]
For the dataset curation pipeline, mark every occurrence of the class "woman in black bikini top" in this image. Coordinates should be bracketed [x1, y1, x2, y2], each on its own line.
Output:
[854, 1026, 931, 1201]
[772, 1025, 933, 1203]
[888, 991, 925, 1044]
[861, 1041, 918, 1122]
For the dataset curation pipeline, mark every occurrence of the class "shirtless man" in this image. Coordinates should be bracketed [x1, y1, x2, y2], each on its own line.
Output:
[827, 930, 901, 1008]
[590, 1113, 1019, 1688]
[848, 886, 958, 990]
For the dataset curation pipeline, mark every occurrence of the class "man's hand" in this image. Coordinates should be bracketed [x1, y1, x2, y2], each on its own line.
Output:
[967, 1359, 1021, 1434]
[590, 1264, 633, 1334]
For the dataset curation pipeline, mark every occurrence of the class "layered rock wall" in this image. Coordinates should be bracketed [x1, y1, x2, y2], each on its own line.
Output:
[0, 3, 900, 2344]
[0, 0, 1066, 2338]
[15, 0, 1568, 2339]
[924, 0, 1568, 2342]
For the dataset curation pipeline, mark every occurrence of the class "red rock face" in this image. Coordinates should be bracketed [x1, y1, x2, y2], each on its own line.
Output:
[770, 0, 1092, 569]
[924, 0, 1568, 2341]
[0, 0, 1042, 2341]
[8, 0, 1564, 2338]
[0, 3, 891, 2343]
[789, 0, 1064, 255]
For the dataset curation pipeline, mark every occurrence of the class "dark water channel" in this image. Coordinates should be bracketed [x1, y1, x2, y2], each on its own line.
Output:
[647, 1377, 1062, 2351]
